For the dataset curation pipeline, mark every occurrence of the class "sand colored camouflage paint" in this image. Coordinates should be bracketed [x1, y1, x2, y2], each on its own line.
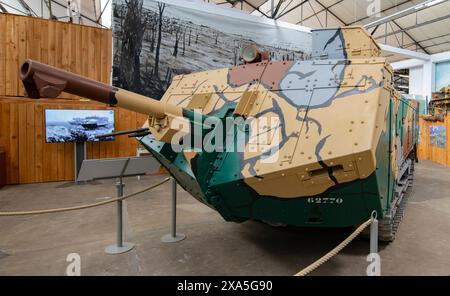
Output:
[150, 27, 405, 198]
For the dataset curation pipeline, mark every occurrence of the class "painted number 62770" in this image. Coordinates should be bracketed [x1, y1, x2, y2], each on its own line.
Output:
[307, 197, 343, 204]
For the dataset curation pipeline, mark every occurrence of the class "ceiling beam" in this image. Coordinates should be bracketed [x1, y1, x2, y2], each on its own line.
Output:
[348, 0, 412, 25]
[223, 0, 239, 7]
[17, 0, 35, 16]
[97, 0, 110, 22]
[275, 0, 294, 17]
[374, 13, 450, 40]
[0, 0, 28, 15]
[403, 33, 450, 48]
[294, 0, 345, 23]
[391, 20, 430, 54]
[313, 0, 347, 25]
[364, 0, 449, 28]
[421, 39, 450, 50]
[275, 0, 308, 20]
[242, 0, 271, 18]
[272, 0, 284, 18]
[306, 0, 323, 27]
[50, 0, 107, 28]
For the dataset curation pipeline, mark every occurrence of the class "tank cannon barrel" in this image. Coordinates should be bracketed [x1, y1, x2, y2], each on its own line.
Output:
[19, 59, 181, 119]
[19, 59, 212, 144]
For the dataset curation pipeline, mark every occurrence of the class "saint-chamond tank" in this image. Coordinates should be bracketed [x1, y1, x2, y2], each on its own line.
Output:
[19, 26, 418, 241]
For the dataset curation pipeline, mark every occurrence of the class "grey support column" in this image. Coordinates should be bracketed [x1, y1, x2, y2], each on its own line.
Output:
[161, 177, 186, 243]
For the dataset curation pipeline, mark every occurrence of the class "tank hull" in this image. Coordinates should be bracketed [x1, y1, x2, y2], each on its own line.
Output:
[140, 94, 416, 228]
[138, 27, 419, 231]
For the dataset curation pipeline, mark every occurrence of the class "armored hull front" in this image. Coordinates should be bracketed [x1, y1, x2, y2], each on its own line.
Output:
[139, 27, 418, 240]
[19, 26, 418, 241]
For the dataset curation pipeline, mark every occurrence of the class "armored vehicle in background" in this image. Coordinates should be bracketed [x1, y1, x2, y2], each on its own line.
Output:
[20, 26, 418, 241]
[69, 116, 109, 130]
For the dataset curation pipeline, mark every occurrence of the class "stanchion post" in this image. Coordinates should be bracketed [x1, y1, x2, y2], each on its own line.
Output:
[116, 178, 124, 248]
[105, 160, 135, 254]
[366, 211, 380, 276]
[161, 177, 186, 243]
[370, 213, 378, 254]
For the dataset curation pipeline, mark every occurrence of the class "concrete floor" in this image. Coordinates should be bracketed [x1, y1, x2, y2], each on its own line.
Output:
[0, 160, 449, 276]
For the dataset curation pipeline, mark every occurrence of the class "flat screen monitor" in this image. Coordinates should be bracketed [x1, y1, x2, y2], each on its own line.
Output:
[45, 109, 115, 143]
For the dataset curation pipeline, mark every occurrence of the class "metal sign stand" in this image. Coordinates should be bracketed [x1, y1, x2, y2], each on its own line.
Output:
[74, 141, 86, 184]
[161, 178, 186, 243]
[105, 159, 135, 254]
[76, 156, 160, 254]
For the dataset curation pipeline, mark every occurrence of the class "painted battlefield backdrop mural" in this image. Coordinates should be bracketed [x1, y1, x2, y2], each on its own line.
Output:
[112, 0, 312, 99]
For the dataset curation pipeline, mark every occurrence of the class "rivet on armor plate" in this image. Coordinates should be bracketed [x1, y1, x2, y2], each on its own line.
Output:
[358, 157, 362, 161]
[349, 129, 353, 132]
[308, 156, 312, 160]
[354, 143, 358, 146]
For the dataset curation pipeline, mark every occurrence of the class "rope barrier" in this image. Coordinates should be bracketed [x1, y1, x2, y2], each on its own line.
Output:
[294, 218, 373, 276]
[1, 178, 376, 274]
[0, 177, 171, 217]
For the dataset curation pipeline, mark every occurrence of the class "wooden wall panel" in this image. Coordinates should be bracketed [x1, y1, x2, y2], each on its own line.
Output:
[0, 97, 147, 184]
[417, 115, 450, 167]
[0, 15, 6, 95]
[0, 13, 112, 99]
[0, 14, 148, 184]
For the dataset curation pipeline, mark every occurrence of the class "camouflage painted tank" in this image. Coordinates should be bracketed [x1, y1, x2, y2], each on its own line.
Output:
[20, 26, 418, 241]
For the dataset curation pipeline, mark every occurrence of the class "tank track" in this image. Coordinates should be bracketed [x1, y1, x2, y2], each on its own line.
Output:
[378, 158, 414, 242]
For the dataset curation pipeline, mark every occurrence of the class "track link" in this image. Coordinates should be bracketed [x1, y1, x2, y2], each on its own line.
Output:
[378, 158, 414, 242]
